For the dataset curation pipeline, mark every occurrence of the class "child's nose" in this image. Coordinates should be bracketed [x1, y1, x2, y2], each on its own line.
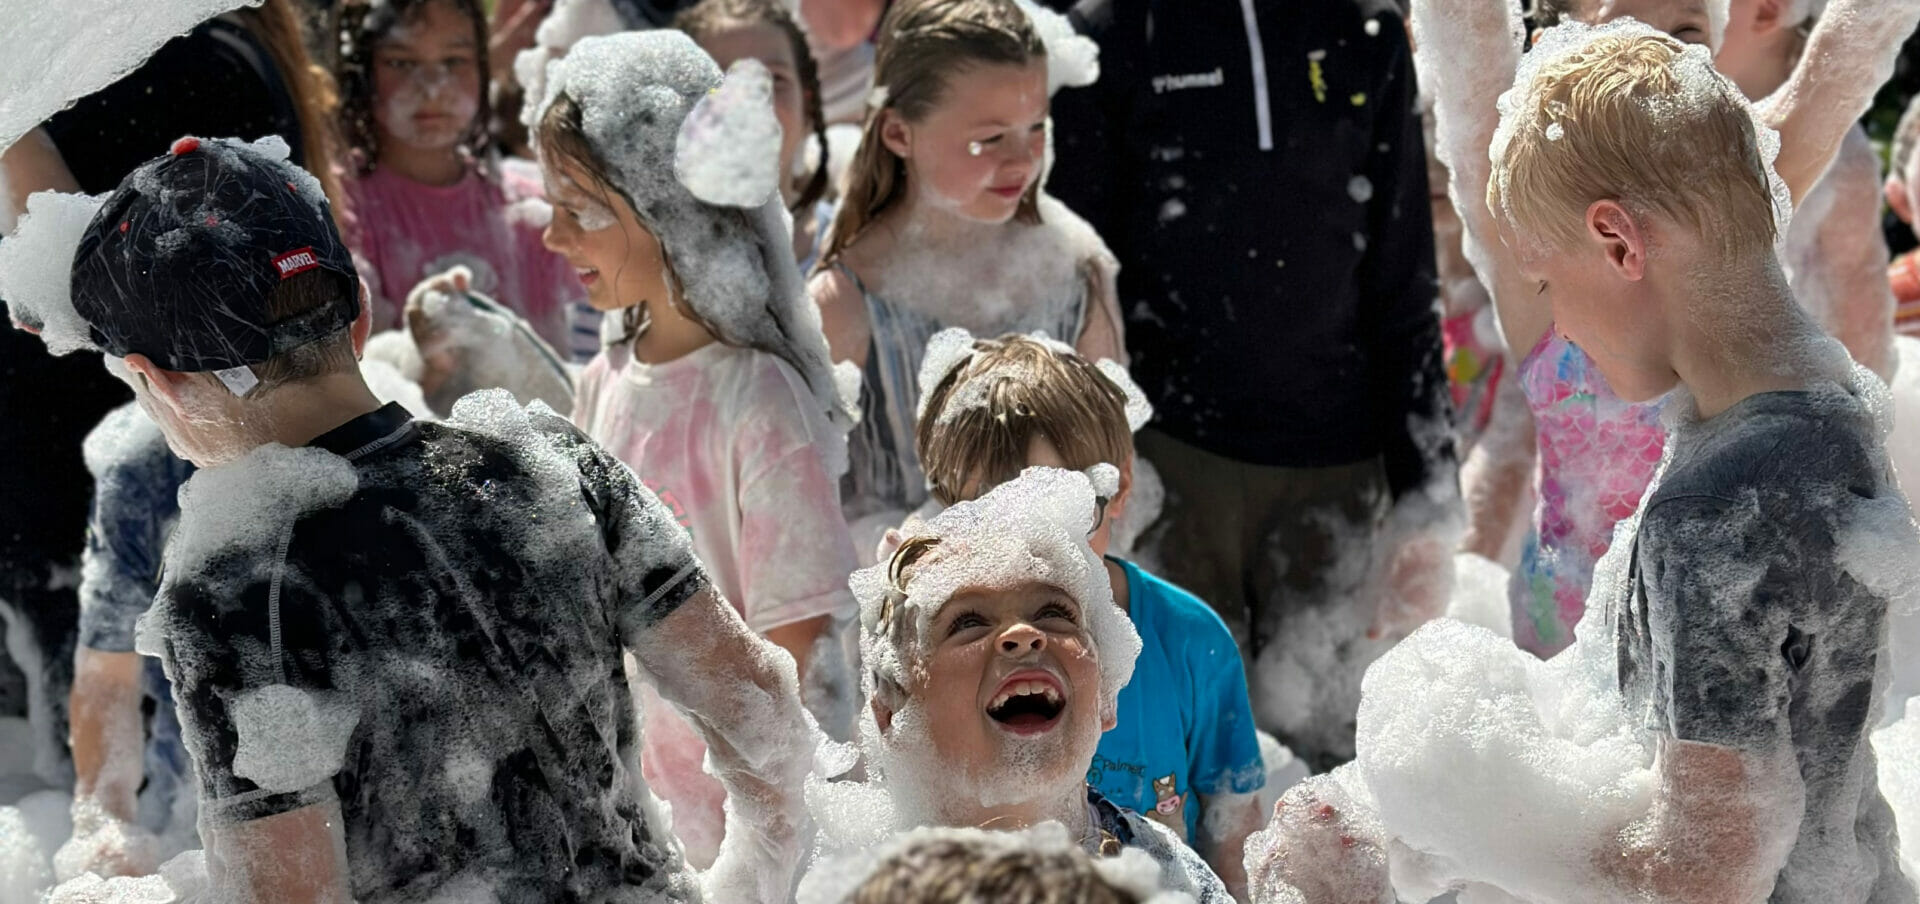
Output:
[998, 624, 1047, 654]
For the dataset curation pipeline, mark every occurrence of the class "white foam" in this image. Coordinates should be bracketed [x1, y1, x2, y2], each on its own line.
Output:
[0, 190, 106, 354]
[229, 684, 360, 794]
[675, 59, 784, 210]
[0, 0, 261, 153]
[1013, 0, 1100, 94]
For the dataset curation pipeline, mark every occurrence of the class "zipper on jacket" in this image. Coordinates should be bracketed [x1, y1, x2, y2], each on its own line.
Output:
[1238, 0, 1274, 151]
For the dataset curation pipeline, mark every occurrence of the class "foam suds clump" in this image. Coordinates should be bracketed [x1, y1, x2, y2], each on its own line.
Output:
[163, 445, 358, 581]
[1012, 0, 1100, 94]
[229, 684, 360, 794]
[0, 190, 106, 354]
[0, 0, 263, 151]
[674, 59, 784, 210]
[1874, 698, 1920, 875]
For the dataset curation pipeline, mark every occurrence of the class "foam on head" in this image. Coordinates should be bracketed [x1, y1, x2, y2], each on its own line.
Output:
[535, 31, 857, 473]
[853, 466, 1141, 725]
[1488, 19, 1791, 259]
[798, 822, 1191, 904]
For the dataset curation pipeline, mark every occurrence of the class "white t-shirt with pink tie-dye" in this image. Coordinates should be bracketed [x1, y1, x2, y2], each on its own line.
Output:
[572, 338, 858, 867]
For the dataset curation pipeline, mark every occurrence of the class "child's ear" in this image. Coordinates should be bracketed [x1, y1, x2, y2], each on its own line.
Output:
[1101, 700, 1117, 733]
[351, 280, 374, 359]
[870, 694, 895, 735]
[879, 109, 913, 161]
[1586, 200, 1645, 282]
[123, 353, 194, 414]
[1107, 456, 1136, 524]
[1888, 178, 1914, 226]
[1752, 0, 1791, 32]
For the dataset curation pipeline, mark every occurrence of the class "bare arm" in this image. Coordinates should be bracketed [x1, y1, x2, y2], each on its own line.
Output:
[1411, 0, 1555, 358]
[0, 127, 80, 215]
[1074, 255, 1128, 365]
[1458, 366, 1536, 560]
[1762, 0, 1920, 205]
[204, 799, 354, 904]
[1806, 131, 1897, 380]
[1597, 739, 1802, 904]
[628, 587, 814, 903]
[1198, 791, 1263, 902]
[763, 613, 830, 675]
[809, 268, 874, 370]
[68, 649, 146, 823]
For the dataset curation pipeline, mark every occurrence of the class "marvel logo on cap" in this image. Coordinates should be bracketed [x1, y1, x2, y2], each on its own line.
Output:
[273, 247, 321, 279]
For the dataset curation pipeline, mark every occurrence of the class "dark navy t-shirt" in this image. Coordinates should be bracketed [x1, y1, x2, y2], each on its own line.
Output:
[153, 403, 710, 902]
[1616, 380, 1915, 904]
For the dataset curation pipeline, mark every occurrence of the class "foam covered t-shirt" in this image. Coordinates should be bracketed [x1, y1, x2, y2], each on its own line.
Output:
[1089, 558, 1264, 840]
[150, 403, 710, 902]
[1615, 381, 1915, 904]
[339, 159, 582, 353]
[572, 340, 858, 865]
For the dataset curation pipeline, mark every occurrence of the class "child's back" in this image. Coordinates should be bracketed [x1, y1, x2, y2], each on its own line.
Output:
[1615, 372, 1912, 902]
[154, 397, 706, 901]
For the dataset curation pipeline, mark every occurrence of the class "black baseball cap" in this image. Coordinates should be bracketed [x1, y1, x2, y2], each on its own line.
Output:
[70, 136, 358, 383]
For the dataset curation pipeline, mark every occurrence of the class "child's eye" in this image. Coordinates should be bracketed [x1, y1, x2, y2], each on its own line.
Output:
[1035, 603, 1077, 624]
[948, 611, 988, 634]
[1670, 26, 1707, 44]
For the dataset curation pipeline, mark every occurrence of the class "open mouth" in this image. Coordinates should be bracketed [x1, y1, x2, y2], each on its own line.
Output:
[986, 672, 1065, 735]
[575, 266, 599, 286]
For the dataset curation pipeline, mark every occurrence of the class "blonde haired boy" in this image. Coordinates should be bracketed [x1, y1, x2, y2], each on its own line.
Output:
[914, 331, 1266, 898]
[1491, 24, 1913, 903]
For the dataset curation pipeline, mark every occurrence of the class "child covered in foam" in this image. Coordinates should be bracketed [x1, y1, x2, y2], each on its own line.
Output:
[1250, 22, 1919, 904]
[809, 466, 1229, 902]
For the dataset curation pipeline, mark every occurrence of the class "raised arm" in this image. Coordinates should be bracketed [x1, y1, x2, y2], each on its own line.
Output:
[624, 587, 814, 904]
[1411, 0, 1555, 356]
[1761, 0, 1920, 204]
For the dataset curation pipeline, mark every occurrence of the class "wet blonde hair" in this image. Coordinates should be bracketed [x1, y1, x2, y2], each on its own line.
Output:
[817, 0, 1047, 268]
[1488, 31, 1777, 259]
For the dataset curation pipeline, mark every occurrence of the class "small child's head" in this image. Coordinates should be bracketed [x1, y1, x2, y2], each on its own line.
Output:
[799, 824, 1181, 904]
[915, 331, 1150, 556]
[853, 468, 1143, 827]
[676, 0, 831, 215]
[1886, 93, 1920, 231]
[1529, 0, 1724, 49]
[337, 0, 491, 169]
[1716, 0, 1821, 89]
[1487, 22, 1786, 400]
[63, 138, 369, 467]
[822, 0, 1049, 261]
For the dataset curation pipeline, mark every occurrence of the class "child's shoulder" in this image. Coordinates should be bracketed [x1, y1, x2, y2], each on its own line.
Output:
[1116, 559, 1237, 647]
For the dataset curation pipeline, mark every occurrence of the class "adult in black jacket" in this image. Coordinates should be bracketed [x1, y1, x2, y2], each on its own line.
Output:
[1048, 0, 1457, 768]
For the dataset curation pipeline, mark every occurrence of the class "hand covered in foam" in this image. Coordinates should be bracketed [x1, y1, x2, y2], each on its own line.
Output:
[675, 59, 784, 209]
[52, 799, 162, 883]
[1244, 777, 1393, 904]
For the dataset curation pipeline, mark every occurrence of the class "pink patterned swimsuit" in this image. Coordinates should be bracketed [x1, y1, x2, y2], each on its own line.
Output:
[1513, 330, 1666, 656]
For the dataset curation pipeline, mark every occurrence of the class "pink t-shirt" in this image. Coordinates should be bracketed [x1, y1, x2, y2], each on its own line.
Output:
[572, 339, 858, 867]
[340, 158, 582, 353]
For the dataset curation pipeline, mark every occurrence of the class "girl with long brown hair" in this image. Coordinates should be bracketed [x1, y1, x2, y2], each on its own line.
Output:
[808, 0, 1125, 548]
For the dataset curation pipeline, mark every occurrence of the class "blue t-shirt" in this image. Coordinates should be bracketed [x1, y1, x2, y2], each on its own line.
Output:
[1088, 558, 1264, 839]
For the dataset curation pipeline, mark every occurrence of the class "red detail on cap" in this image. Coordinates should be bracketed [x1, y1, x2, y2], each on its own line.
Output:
[204, 216, 218, 226]
[118, 221, 129, 234]
[272, 247, 321, 280]
[170, 137, 200, 155]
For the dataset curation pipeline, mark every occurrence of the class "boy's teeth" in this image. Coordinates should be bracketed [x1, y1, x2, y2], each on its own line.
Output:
[989, 680, 1063, 710]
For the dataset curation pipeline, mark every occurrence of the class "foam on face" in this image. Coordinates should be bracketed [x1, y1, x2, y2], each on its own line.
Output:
[854, 466, 1141, 720]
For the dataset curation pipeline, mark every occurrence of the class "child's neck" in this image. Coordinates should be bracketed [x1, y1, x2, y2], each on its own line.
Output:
[262, 373, 386, 449]
[1668, 263, 1850, 419]
[888, 180, 1005, 249]
[377, 142, 467, 188]
[630, 297, 717, 366]
[937, 782, 1091, 841]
